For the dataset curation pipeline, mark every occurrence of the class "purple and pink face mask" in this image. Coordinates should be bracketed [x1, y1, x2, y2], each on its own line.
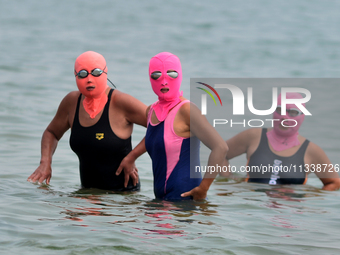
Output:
[272, 93, 305, 137]
[148, 52, 183, 121]
[267, 92, 306, 151]
[149, 52, 182, 102]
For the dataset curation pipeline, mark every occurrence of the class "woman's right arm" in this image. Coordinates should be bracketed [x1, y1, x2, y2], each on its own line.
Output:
[27, 92, 75, 184]
[219, 128, 259, 177]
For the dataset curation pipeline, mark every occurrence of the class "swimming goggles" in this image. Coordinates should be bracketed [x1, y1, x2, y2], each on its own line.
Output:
[75, 66, 116, 88]
[75, 66, 107, 78]
[150, 70, 179, 80]
[275, 106, 303, 117]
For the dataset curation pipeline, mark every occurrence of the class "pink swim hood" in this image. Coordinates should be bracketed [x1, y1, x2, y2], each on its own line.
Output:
[149, 52, 183, 121]
[74, 51, 109, 118]
[267, 92, 305, 151]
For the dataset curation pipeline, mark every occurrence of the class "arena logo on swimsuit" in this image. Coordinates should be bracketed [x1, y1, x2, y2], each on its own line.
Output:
[198, 83, 311, 116]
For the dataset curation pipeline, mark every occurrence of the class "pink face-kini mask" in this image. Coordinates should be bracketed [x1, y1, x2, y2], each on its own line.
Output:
[74, 51, 109, 119]
[267, 93, 305, 151]
[149, 52, 183, 121]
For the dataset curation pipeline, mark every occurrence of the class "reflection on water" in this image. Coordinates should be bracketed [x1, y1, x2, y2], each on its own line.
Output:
[2, 176, 340, 254]
[38, 187, 221, 240]
[270, 215, 297, 230]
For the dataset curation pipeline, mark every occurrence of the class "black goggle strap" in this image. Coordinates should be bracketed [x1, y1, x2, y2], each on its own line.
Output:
[101, 66, 116, 88]
[75, 69, 82, 77]
[107, 78, 116, 88]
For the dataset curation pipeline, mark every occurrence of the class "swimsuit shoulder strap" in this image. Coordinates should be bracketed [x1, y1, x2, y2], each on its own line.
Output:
[72, 93, 83, 128]
[166, 100, 190, 122]
[147, 102, 158, 126]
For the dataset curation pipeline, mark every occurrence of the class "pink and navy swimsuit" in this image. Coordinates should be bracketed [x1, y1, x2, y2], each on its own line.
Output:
[145, 100, 202, 200]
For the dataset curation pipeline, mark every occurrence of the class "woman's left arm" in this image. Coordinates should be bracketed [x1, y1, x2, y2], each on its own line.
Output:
[306, 142, 340, 191]
[181, 102, 229, 199]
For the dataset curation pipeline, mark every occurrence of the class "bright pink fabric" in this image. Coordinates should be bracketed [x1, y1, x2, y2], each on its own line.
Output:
[149, 52, 183, 121]
[267, 93, 305, 151]
[74, 51, 109, 119]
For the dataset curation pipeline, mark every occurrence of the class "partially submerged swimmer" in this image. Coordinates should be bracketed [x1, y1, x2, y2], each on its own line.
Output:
[220, 92, 340, 191]
[117, 52, 228, 200]
[28, 51, 147, 190]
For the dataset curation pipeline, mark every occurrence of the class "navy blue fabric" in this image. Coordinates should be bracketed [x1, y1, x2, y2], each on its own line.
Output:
[145, 121, 201, 200]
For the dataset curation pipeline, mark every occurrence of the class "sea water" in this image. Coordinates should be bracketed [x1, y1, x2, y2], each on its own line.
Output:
[1, 0, 340, 254]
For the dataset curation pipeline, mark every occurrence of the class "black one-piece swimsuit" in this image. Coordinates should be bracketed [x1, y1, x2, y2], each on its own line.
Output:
[70, 89, 140, 191]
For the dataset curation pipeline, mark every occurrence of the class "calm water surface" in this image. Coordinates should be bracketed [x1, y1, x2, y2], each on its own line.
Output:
[1, 0, 340, 254]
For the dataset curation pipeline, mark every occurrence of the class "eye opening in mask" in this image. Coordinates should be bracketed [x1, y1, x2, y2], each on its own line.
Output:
[167, 70, 178, 78]
[150, 70, 179, 80]
[150, 71, 162, 80]
[275, 106, 303, 117]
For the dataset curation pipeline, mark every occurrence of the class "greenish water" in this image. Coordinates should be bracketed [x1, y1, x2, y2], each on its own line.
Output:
[1, 0, 340, 254]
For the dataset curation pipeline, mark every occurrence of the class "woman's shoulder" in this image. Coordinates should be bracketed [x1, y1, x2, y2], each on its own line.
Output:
[59, 91, 81, 107]
[111, 89, 147, 111]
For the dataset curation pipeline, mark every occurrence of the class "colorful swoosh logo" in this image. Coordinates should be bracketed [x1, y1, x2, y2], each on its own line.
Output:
[196, 82, 223, 106]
